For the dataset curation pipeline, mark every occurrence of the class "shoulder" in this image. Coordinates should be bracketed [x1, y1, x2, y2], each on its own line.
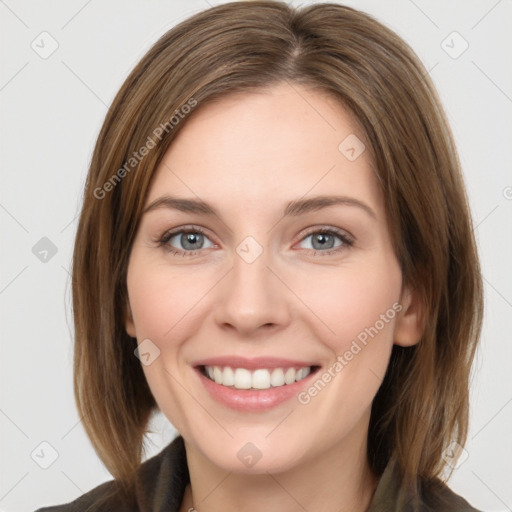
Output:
[33, 436, 188, 512]
[370, 458, 481, 512]
[418, 476, 481, 512]
[33, 479, 129, 512]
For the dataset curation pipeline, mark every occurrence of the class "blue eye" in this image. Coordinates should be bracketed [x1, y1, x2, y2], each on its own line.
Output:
[158, 226, 353, 257]
[159, 227, 214, 254]
[297, 228, 353, 254]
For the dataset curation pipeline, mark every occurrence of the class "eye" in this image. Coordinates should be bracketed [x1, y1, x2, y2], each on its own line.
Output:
[159, 226, 214, 255]
[157, 225, 353, 257]
[297, 228, 353, 254]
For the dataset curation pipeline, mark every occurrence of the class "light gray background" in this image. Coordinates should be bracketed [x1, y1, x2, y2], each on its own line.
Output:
[1, 1, 511, 511]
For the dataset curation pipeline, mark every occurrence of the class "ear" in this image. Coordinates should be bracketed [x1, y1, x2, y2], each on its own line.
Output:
[394, 285, 424, 347]
[125, 302, 137, 338]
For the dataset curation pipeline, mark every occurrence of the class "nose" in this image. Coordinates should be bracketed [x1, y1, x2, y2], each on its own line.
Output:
[213, 245, 292, 338]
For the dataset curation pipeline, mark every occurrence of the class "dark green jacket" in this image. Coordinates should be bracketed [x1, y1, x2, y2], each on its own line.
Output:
[35, 435, 481, 512]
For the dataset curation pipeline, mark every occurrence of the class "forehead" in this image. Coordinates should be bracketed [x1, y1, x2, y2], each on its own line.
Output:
[146, 82, 383, 215]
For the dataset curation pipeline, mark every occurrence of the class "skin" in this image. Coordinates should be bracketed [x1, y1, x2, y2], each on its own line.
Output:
[125, 82, 423, 512]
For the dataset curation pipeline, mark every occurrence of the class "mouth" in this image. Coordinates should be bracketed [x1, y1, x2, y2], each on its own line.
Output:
[192, 358, 321, 412]
[199, 364, 319, 390]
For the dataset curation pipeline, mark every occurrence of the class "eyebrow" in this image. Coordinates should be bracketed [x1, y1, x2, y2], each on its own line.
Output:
[143, 194, 377, 220]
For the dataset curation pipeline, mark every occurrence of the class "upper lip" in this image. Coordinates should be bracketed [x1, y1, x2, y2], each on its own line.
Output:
[192, 356, 319, 370]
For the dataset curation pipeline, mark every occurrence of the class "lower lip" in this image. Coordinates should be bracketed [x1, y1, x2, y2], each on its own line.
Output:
[196, 368, 317, 412]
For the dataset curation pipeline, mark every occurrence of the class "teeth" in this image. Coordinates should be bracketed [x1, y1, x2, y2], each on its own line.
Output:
[223, 366, 234, 386]
[213, 366, 223, 384]
[203, 365, 312, 389]
[252, 369, 270, 390]
[233, 368, 252, 389]
[284, 368, 295, 385]
[270, 368, 285, 387]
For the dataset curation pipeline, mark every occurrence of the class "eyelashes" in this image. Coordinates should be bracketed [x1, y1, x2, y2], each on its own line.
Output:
[298, 227, 354, 254]
[158, 226, 213, 256]
[157, 225, 354, 257]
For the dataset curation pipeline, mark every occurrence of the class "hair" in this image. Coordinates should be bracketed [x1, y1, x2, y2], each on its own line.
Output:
[71, 0, 483, 506]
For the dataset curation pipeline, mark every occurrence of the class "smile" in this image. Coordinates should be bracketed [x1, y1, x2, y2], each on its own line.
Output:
[193, 356, 321, 411]
[202, 365, 313, 390]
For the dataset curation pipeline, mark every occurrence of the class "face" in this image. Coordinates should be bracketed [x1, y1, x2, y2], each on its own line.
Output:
[125, 82, 421, 474]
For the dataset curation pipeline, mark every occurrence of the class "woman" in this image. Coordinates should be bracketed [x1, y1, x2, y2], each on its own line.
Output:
[36, 2, 483, 511]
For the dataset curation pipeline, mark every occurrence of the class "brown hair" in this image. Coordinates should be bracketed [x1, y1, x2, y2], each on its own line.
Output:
[72, 0, 483, 505]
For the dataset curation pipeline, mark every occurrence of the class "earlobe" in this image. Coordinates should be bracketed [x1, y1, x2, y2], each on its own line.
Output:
[394, 286, 424, 347]
[125, 303, 137, 338]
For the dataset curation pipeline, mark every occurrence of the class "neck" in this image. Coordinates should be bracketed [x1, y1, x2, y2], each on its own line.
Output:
[179, 413, 379, 512]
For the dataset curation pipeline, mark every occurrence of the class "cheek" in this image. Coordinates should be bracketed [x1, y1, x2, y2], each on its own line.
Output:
[288, 257, 402, 421]
[127, 259, 209, 342]
[293, 260, 402, 354]
[287, 262, 401, 437]
[126, 257, 205, 433]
